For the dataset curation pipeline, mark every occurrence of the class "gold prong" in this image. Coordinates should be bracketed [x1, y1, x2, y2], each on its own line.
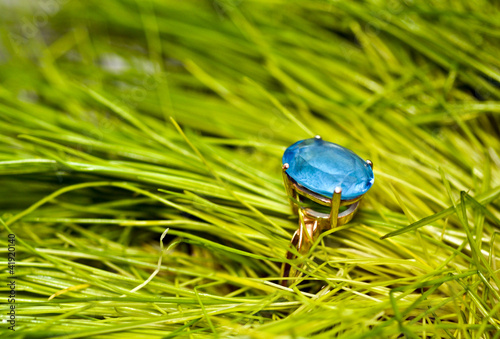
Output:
[366, 159, 373, 169]
[330, 187, 342, 229]
[314, 135, 322, 139]
[282, 163, 298, 215]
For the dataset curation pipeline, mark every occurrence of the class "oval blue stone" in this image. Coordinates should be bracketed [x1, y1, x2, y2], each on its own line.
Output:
[283, 138, 374, 200]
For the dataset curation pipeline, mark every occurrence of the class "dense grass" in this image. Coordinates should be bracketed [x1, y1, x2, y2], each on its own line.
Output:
[0, 0, 499, 337]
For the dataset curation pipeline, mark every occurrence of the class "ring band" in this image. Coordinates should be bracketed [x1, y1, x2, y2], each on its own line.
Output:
[280, 136, 374, 285]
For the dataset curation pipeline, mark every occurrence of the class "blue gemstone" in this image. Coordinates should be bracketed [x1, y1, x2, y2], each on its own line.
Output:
[283, 138, 374, 200]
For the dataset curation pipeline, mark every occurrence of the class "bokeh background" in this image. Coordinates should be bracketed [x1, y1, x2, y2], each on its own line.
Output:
[1, 0, 499, 338]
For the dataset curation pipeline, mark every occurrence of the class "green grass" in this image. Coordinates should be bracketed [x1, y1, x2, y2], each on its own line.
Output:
[0, 0, 499, 337]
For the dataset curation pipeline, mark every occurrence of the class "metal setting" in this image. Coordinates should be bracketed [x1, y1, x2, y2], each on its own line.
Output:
[280, 137, 373, 286]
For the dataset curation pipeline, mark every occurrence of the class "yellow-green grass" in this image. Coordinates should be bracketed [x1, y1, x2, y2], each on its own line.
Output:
[0, 0, 499, 337]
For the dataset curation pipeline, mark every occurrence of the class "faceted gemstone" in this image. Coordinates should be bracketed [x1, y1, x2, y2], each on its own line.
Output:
[283, 138, 374, 200]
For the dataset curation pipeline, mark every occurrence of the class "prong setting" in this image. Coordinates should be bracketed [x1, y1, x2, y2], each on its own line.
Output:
[286, 173, 365, 207]
[281, 137, 373, 286]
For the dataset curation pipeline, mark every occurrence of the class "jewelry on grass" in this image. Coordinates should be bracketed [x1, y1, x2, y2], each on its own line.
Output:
[280, 135, 374, 285]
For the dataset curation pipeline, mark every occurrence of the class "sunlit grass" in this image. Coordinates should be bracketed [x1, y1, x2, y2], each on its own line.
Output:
[0, 0, 499, 337]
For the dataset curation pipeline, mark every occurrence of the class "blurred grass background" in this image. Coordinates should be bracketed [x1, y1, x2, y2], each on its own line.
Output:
[0, 0, 500, 337]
